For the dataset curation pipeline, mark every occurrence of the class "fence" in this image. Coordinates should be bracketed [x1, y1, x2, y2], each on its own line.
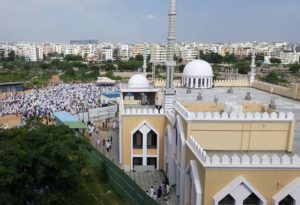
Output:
[79, 135, 158, 205]
[75, 105, 118, 123]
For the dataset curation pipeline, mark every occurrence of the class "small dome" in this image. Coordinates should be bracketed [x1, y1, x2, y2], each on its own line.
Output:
[128, 74, 149, 88]
[183, 60, 213, 77]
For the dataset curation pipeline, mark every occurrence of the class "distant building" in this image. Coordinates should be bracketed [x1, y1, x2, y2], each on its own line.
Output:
[70, 40, 98, 45]
[101, 48, 113, 61]
[150, 44, 167, 64]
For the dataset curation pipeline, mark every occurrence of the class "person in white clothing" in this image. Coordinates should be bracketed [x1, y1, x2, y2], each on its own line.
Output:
[150, 186, 154, 198]
[106, 139, 110, 152]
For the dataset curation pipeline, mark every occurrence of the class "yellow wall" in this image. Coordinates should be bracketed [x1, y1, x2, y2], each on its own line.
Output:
[185, 145, 300, 205]
[123, 99, 141, 105]
[181, 102, 224, 112]
[121, 115, 167, 169]
[188, 121, 294, 152]
[154, 79, 182, 88]
[181, 101, 270, 113]
[243, 102, 265, 112]
[204, 169, 300, 205]
[252, 81, 300, 100]
[214, 79, 250, 87]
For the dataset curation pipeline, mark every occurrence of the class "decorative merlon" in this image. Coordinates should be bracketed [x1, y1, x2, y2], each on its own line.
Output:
[123, 108, 165, 115]
[174, 101, 294, 121]
[187, 136, 300, 168]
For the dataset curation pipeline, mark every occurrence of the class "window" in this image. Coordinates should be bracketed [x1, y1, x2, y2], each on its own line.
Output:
[133, 130, 143, 149]
[219, 194, 234, 205]
[243, 193, 261, 205]
[147, 157, 157, 169]
[133, 157, 143, 168]
[147, 130, 157, 149]
[279, 195, 295, 205]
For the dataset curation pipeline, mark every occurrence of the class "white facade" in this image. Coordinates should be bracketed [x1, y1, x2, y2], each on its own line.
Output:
[53, 44, 62, 54]
[182, 60, 214, 89]
[17, 44, 43, 62]
[101, 48, 113, 61]
[151, 45, 167, 64]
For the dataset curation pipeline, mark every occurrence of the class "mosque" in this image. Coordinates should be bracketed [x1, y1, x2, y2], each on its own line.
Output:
[118, 0, 300, 204]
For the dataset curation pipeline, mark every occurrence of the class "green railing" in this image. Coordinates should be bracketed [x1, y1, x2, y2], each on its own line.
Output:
[79, 135, 158, 205]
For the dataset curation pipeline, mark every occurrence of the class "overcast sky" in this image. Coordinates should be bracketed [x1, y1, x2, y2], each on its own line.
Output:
[0, 0, 299, 43]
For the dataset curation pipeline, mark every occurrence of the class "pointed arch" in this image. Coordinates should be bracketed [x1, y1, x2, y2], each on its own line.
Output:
[183, 160, 202, 205]
[273, 177, 300, 205]
[213, 176, 267, 205]
[130, 120, 160, 170]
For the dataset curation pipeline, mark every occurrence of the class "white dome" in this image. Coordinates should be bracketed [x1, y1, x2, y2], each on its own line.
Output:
[128, 74, 149, 88]
[183, 59, 213, 77]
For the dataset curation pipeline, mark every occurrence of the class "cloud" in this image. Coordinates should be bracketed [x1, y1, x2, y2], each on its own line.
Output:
[143, 14, 158, 20]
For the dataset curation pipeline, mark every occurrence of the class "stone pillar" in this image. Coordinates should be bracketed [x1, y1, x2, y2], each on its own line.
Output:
[190, 78, 194, 88]
[201, 78, 203, 89]
[195, 78, 199, 88]
[204, 78, 208, 89]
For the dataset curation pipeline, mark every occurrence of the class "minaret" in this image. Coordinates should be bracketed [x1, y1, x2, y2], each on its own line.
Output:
[152, 62, 156, 82]
[142, 43, 147, 75]
[248, 51, 256, 84]
[164, 0, 177, 111]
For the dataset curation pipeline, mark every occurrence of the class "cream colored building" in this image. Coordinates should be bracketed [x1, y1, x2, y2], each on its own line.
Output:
[118, 0, 300, 204]
[118, 60, 300, 205]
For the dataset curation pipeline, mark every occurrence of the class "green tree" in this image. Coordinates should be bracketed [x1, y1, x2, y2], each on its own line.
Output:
[7, 51, 15, 61]
[289, 63, 300, 73]
[40, 63, 50, 69]
[0, 123, 87, 204]
[135, 54, 143, 61]
[234, 61, 250, 74]
[0, 50, 4, 61]
[23, 63, 31, 70]
[51, 59, 60, 67]
[261, 72, 288, 85]
[269, 58, 281, 64]
[223, 53, 236, 63]
[64, 55, 83, 61]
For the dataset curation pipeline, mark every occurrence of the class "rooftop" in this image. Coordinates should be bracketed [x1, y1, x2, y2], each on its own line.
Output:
[175, 87, 300, 156]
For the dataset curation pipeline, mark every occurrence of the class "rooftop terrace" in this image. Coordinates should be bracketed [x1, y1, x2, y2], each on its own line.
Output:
[175, 87, 300, 157]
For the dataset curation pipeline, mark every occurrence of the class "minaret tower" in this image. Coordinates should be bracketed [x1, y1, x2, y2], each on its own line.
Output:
[142, 43, 147, 75]
[164, 0, 177, 111]
[152, 62, 156, 82]
[248, 50, 256, 84]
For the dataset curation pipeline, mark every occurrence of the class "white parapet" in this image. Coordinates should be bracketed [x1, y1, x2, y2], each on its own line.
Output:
[174, 101, 294, 121]
[123, 107, 165, 115]
[187, 136, 300, 169]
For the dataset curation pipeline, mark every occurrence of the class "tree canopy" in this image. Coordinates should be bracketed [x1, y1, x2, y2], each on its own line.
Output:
[0, 123, 88, 204]
[269, 58, 281, 64]
[289, 63, 300, 73]
[7, 51, 16, 62]
[260, 72, 288, 85]
[234, 61, 250, 74]
[64, 55, 83, 61]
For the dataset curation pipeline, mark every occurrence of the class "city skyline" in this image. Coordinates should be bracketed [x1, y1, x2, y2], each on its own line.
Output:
[0, 0, 300, 43]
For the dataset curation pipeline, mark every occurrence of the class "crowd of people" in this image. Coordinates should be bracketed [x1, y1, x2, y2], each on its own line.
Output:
[146, 183, 170, 202]
[0, 83, 119, 122]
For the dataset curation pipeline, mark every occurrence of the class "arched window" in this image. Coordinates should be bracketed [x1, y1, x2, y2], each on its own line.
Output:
[147, 130, 157, 148]
[219, 194, 234, 205]
[279, 195, 295, 205]
[244, 193, 261, 205]
[133, 130, 143, 149]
